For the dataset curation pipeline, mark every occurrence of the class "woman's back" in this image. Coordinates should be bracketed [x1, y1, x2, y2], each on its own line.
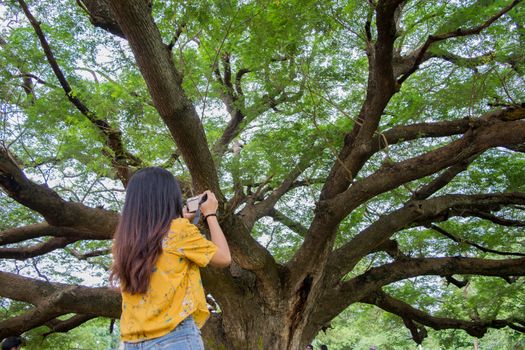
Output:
[120, 218, 217, 341]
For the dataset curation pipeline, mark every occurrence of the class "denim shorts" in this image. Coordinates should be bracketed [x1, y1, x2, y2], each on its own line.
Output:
[121, 316, 204, 350]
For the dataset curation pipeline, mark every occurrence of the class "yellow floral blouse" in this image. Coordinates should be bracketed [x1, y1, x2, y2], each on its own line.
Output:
[120, 218, 217, 342]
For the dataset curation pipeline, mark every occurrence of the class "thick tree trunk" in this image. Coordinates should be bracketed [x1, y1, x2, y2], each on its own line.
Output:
[200, 264, 322, 350]
[203, 307, 315, 350]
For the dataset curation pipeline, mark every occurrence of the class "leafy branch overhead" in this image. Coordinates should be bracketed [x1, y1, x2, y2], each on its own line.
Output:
[0, 0, 524, 348]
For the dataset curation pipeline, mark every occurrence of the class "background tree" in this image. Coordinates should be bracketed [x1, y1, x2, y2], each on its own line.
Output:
[1, 0, 525, 348]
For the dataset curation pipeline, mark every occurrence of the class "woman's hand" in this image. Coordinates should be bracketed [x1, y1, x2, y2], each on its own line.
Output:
[182, 206, 195, 220]
[200, 190, 218, 216]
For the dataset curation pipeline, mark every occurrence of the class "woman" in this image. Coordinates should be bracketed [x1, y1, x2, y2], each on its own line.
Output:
[111, 167, 231, 349]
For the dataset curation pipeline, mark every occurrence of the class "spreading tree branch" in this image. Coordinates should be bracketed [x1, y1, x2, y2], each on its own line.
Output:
[397, 0, 522, 84]
[455, 209, 525, 227]
[327, 107, 525, 225]
[402, 317, 428, 344]
[371, 239, 407, 259]
[328, 192, 525, 280]
[212, 55, 302, 158]
[0, 237, 79, 260]
[267, 208, 308, 237]
[13, 73, 58, 89]
[319, 0, 403, 200]
[0, 271, 120, 338]
[211, 54, 247, 157]
[44, 314, 98, 336]
[363, 290, 525, 339]
[251, 156, 315, 221]
[367, 108, 525, 169]
[344, 256, 525, 303]
[287, 0, 407, 288]
[0, 146, 117, 233]
[0, 223, 109, 246]
[428, 224, 525, 257]
[392, 49, 501, 78]
[309, 256, 525, 337]
[411, 153, 480, 200]
[445, 275, 469, 288]
[429, 50, 495, 70]
[106, 0, 221, 194]
[291, 106, 525, 283]
[371, 117, 473, 153]
[67, 247, 111, 260]
[167, 22, 186, 50]
[18, 0, 141, 186]
[0, 302, 65, 338]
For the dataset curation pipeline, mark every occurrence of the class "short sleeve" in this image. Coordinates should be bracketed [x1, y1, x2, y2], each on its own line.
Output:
[165, 220, 218, 267]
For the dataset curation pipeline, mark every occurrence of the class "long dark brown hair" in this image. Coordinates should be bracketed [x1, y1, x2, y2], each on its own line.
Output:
[110, 167, 184, 294]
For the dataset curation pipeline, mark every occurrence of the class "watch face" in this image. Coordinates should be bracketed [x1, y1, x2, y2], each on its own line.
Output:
[186, 196, 200, 213]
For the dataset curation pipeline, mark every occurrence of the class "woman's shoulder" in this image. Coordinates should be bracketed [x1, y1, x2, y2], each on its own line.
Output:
[170, 217, 190, 228]
[168, 218, 199, 237]
[163, 218, 203, 251]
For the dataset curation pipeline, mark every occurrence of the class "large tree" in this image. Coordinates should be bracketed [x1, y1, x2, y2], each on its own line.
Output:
[1, 0, 525, 348]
